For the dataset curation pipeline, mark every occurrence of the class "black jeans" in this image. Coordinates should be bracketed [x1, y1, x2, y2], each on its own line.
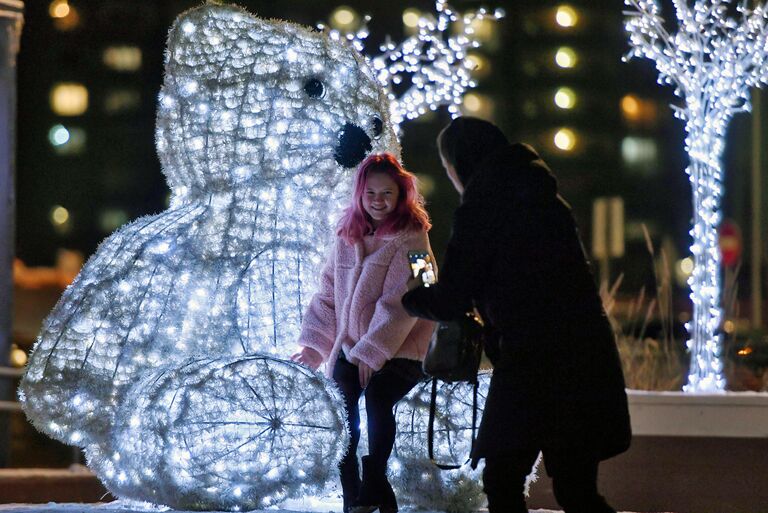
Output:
[332, 356, 424, 506]
[483, 449, 616, 513]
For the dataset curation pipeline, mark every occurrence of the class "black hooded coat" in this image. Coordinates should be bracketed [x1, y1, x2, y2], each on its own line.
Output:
[402, 143, 631, 464]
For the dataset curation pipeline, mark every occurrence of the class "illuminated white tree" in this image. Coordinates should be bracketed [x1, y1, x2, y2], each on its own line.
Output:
[19, 1, 502, 510]
[327, 0, 504, 127]
[624, 0, 768, 391]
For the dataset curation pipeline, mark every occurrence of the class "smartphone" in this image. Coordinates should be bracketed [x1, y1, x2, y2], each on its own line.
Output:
[407, 250, 436, 287]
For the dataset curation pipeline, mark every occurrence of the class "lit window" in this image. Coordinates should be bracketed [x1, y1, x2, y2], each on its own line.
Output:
[554, 128, 577, 151]
[555, 47, 578, 68]
[465, 52, 490, 78]
[48, 125, 70, 146]
[49, 0, 69, 19]
[50, 0, 80, 31]
[104, 90, 141, 114]
[464, 93, 482, 112]
[621, 95, 639, 117]
[403, 9, 420, 29]
[621, 94, 659, 126]
[99, 209, 129, 233]
[50, 205, 70, 228]
[50, 83, 89, 116]
[554, 87, 577, 109]
[555, 5, 579, 28]
[462, 93, 494, 119]
[10, 345, 27, 368]
[49, 125, 86, 155]
[621, 136, 659, 175]
[675, 257, 694, 286]
[331, 6, 358, 30]
[415, 174, 435, 197]
[468, 18, 497, 42]
[103, 46, 143, 72]
[48, 205, 72, 235]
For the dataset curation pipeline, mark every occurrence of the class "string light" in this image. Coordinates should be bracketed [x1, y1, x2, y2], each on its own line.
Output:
[391, 374, 538, 511]
[345, 0, 504, 127]
[87, 355, 348, 511]
[20, 1, 500, 510]
[21, 3, 397, 508]
[391, 376, 487, 511]
[624, 0, 768, 392]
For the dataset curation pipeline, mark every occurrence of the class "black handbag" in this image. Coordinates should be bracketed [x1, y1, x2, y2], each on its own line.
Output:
[423, 308, 485, 469]
[422, 308, 484, 384]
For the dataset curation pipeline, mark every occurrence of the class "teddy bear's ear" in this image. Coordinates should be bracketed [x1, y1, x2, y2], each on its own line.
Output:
[168, 2, 258, 41]
[164, 3, 267, 81]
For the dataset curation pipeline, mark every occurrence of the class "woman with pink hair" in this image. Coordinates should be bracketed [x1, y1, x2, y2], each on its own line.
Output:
[292, 153, 435, 513]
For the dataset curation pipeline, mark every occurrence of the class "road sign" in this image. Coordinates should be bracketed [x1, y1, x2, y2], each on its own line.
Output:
[719, 219, 742, 267]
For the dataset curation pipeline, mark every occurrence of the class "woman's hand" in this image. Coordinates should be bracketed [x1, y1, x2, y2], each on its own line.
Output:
[357, 360, 375, 388]
[290, 348, 322, 370]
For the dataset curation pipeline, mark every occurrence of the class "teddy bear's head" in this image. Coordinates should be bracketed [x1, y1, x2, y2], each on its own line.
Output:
[155, 3, 399, 198]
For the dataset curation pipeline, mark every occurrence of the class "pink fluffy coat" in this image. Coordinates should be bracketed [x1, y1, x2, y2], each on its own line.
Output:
[298, 229, 436, 377]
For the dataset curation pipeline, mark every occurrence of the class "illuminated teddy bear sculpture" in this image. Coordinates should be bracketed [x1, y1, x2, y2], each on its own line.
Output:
[20, 4, 399, 510]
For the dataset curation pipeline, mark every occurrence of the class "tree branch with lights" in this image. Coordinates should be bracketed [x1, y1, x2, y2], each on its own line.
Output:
[330, 0, 504, 128]
[624, 0, 768, 391]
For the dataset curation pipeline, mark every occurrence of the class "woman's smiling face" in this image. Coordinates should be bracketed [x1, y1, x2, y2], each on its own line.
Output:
[362, 171, 400, 227]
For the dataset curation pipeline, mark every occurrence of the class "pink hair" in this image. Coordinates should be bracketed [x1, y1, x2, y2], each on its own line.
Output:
[337, 153, 431, 245]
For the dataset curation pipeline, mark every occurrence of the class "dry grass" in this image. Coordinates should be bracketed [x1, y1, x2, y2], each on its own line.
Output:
[600, 227, 685, 391]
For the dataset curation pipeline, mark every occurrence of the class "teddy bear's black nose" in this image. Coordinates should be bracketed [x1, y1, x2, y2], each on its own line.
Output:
[335, 122, 372, 168]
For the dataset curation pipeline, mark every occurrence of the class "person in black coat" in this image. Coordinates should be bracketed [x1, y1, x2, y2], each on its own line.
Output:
[401, 117, 631, 513]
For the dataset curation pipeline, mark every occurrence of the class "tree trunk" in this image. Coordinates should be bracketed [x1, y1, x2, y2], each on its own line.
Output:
[684, 127, 726, 392]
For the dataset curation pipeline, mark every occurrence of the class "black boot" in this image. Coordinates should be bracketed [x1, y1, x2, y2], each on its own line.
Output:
[339, 455, 361, 513]
[378, 477, 397, 513]
[349, 456, 398, 513]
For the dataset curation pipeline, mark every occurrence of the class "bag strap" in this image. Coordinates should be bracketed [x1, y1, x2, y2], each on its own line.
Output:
[470, 379, 478, 455]
[427, 377, 479, 470]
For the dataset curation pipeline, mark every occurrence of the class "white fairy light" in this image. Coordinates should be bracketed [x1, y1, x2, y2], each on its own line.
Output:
[21, 1, 500, 510]
[390, 374, 538, 512]
[624, 0, 768, 392]
[391, 376, 489, 512]
[86, 355, 347, 511]
[345, 0, 504, 127]
[20, 2, 399, 509]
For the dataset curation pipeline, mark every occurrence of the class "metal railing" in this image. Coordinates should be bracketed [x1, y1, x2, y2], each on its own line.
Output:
[0, 366, 23, 412]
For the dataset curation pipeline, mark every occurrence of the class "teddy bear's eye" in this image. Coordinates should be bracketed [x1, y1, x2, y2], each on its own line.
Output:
[372, 117, 383, 139]
[304, 78, 325, 99]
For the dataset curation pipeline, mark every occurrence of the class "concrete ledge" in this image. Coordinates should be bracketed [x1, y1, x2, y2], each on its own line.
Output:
[529, 391, 768, 513]
[627, 390, 768, 437]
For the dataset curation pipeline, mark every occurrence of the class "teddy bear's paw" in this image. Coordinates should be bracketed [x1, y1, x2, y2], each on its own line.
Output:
[91, 354, 348, 511]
